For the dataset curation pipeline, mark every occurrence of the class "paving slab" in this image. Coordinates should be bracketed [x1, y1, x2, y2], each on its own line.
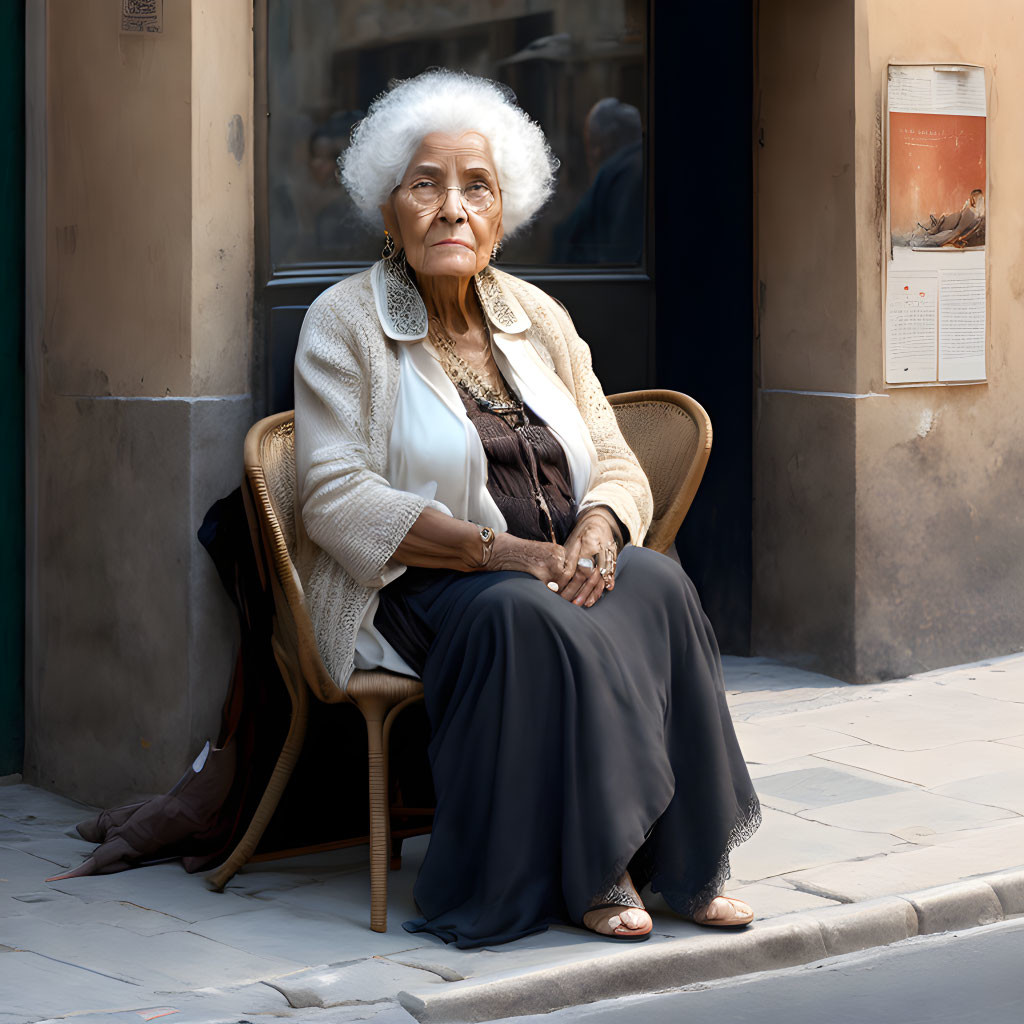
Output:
[745, 752, 862, 780]
[817, 738, 1024, 787]
[716, 880, 841, 918]
[0, 847, 79, 892]
[189, 902, 428, 963]
[0, 785, 97, 830]
[929, 769, 1024, 814]
[226, 846, 376, 891]
[17, 894, 192, 936]
[752, 764, 907, 810]
[27, 981, 294, 1024]
[731, 721, 867, 764]
[781, 831, 1024, 903]
[933, 673, 1024, 703]
[0, 834, 96, 870]
[794, 788, 1016, 834]
[730, 690, 867, 721]
[0, 913, 303, 990]
[758, 688, 1024, 751]
[727, 806, 901, 883]
[905, 814, 1024, 850]
[0, 949, 148, 1020]
[47, 860, 258, 922]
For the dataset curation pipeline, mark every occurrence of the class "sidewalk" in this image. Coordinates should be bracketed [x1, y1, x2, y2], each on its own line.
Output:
[2, 654, 1023, 1024]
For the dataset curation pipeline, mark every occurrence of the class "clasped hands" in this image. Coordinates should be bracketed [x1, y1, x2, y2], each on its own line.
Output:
[489, 507, 621, 608]
[393, 505, 623, 608]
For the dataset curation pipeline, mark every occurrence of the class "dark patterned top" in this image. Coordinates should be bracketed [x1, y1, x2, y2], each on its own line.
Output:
[454, 382, 577, 545]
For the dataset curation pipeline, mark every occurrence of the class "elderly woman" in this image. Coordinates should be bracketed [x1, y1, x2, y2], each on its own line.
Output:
[293, 70, 762, 947]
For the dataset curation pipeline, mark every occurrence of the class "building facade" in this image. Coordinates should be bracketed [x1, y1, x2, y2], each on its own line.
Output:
[12, 0, 1024, 805]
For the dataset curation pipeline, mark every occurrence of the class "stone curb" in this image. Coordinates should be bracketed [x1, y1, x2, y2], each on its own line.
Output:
[396, 866, 1024, 1023]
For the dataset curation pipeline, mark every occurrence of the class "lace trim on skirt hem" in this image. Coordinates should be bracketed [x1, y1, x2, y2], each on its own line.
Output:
[658, 792, 763, 918]
[577, 801, 668, 924]
[583, 792, 763, 923]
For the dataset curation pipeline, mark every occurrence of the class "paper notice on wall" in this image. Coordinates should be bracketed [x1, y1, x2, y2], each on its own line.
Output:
[888, 64, 986, 117]
[885, 65, 987, 385]
[885, 271, 938, 384]
[938, 266, 986, 381]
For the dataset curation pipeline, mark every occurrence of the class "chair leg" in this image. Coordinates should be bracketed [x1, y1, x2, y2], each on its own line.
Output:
[206, 640, 309, 892]
[390, 836, 404, 871]
[360, 695, 391, 932]
[354, 691, 425, 933]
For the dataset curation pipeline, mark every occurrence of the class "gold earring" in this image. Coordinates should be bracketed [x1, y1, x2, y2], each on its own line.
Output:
[382, 230, 396, 260]
[491, 240, 502, 261]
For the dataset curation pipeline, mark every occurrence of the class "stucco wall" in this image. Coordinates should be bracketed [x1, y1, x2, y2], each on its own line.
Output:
[755, 0, 1024, 681]
[850, 0, 1024, 679]
[26, 1, 255, 804]
[753, 0, 859, 677]
[45, 6, 192, 397]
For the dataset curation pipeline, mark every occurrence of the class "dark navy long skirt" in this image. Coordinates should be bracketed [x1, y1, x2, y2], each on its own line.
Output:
[373, 544, 763, 948]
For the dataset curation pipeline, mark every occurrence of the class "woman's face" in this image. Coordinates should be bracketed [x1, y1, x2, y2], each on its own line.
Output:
[381, 131, 503, 279]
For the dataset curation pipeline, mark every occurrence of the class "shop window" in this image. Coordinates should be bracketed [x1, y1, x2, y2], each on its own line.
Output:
[266, 0, 648, 270]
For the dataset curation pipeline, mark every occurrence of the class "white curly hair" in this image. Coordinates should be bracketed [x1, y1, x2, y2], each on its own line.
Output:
[339, 69, 560, 238]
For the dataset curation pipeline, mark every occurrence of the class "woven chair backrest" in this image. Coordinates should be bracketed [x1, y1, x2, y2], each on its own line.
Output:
[259, 418, 298, 561]
[607, 391, 711, 553]
[246, 413, 345, 704]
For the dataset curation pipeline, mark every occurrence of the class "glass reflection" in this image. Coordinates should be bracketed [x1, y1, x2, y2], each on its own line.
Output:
[267, 0, 646, 268]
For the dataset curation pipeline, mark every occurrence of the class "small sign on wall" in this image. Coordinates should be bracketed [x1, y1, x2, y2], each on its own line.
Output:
[120, 0, 163, 34]
[884, 64, 987, 386]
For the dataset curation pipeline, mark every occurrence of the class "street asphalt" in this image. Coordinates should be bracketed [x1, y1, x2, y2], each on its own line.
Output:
[1, 652, 1022, 1023]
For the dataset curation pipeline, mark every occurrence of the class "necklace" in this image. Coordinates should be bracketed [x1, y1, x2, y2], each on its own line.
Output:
[427, 316, 559, 544]
[427, 316, 524, 425]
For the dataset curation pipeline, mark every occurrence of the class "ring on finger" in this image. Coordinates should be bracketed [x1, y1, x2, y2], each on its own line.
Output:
[577, 556, 595, 570]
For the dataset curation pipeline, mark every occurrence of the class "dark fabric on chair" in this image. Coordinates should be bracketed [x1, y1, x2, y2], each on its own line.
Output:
[69, 486, 433, 878]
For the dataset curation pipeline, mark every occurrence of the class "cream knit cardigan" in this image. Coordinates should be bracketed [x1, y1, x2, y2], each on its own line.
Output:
[293, 264, 654, 689]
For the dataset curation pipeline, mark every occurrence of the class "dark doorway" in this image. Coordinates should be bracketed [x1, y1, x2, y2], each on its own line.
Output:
[1, 3, 26, 774]
[654, 2, 754, 653]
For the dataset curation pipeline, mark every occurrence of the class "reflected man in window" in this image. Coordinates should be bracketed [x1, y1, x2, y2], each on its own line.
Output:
[552, 98, 644, 264]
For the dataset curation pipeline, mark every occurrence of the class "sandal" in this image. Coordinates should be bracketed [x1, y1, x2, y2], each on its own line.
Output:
[581, 870, 653, 941]
[684, 895, 754, 927]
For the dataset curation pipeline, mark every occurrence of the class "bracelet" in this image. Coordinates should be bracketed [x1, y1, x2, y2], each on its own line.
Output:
[476, 525, 495, 567]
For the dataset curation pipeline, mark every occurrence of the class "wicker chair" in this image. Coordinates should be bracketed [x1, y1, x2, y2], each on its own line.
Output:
[207, 388, 711, 932]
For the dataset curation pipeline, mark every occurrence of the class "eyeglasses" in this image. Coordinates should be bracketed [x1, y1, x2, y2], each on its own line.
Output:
[401, 181, 497, 214]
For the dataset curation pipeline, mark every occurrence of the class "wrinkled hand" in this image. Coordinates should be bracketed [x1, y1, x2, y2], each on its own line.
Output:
[558, 510, 619, 608]
[490, 533, 570, 586]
